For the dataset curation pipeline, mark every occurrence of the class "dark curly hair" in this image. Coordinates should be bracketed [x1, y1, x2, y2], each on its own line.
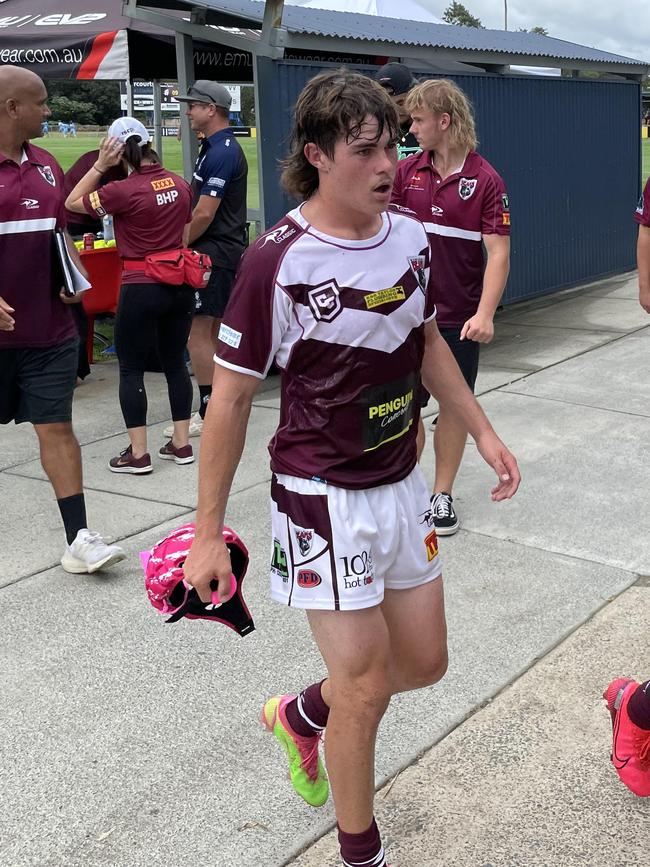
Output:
[281, 69, 399, 200]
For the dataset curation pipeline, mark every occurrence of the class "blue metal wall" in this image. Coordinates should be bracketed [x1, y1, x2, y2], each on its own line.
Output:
[256, 58, 641, 304]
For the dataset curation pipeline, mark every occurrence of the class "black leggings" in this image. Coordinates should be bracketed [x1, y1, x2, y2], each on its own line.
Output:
[114, 282, 194, 429]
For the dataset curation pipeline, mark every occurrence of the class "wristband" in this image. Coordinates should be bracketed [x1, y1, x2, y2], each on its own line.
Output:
[91, 164, 104, 174]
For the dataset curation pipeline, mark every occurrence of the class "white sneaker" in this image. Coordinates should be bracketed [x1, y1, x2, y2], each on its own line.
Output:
[163, 411, 203, 439]
[60, 529, 126, 574]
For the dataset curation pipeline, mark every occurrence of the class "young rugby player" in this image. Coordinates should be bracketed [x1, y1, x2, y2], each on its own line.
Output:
[184, 70, 520, 866]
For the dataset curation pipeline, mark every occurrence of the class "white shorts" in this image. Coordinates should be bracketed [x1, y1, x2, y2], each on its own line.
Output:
[269, 465, 443, 611]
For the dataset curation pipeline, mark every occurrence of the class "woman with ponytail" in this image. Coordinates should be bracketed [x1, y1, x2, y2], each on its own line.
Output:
[65, 118, 196, 475]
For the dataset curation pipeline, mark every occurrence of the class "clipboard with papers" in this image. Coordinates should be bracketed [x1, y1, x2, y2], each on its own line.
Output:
[54, 230, 92, 297]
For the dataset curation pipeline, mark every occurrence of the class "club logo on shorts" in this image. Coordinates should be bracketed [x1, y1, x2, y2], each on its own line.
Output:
[297, 569, 322, 589]
[307, 279, 342, 322]
[424, 529, 439, 561]
[407, 256, 427, 294]
[418, 509, 436, 528]
[294, 527, 314, 557]
[458, 177, 477, 200]
[37, 165, 56, 187]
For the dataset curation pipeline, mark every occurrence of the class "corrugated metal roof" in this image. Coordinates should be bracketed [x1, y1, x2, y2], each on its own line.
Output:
[177, 0, 649, 67]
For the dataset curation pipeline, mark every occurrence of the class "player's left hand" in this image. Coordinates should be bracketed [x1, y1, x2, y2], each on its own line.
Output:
[59, 288, 82, 304]
[475, 429, 521, 501]
[460, 313, 494, 343]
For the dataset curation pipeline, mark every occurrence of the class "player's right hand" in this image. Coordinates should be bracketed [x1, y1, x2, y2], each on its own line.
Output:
[184, 533, 233, 604]
[0, 296, 15, 330]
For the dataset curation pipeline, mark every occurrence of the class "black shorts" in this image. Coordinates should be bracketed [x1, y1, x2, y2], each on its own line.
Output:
[194, 267, 235, 319]
[421, 326, 480, 407]
[0, 337, 78, 425]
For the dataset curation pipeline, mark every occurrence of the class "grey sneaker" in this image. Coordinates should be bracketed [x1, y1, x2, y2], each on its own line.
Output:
[430, 491, 459, 536]
[163, 412, 203, 439]
[61, 529, 126, 574]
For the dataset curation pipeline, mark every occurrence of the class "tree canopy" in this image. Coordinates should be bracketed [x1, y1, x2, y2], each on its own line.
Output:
[442, 2, 483, 28]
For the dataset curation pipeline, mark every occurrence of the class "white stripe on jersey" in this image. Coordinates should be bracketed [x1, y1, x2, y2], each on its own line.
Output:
[292, 290, 425, 354]
[423, 222, 481, 242]
[0, 217, 57, 235]
[213, 354, 267, 379]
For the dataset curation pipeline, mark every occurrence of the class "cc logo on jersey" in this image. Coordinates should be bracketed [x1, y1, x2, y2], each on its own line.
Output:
[307, 279, 342, 322]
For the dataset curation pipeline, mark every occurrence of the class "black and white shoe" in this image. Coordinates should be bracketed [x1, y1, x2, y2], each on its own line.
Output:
[430, 491, 460, 536]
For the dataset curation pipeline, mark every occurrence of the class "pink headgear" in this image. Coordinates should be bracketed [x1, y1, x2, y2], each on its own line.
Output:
[141, 522, 254, 637]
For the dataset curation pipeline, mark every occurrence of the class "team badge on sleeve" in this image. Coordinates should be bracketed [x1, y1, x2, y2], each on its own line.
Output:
[89, 190, 107, 218]
[637, 196, 645, 216]
[408, 255, 427, 293]
[37, 165, 56, 187]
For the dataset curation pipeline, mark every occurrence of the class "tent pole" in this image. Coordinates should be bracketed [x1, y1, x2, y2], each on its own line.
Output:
[153, 79, 164, 164]
[125, 79, 134, 116]
[175, 32, 197, 183]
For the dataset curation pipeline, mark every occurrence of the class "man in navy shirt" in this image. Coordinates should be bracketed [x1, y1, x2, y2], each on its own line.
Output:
[172, 81, 248, 437]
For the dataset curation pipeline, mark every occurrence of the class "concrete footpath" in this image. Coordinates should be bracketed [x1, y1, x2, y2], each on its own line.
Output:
[1, 271, 649, 867]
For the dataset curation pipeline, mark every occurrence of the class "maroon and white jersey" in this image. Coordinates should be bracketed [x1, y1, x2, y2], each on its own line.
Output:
[82, 165, 193, 284]
[0, 144, 75, 349]
[216, 207, 436, 489]
[392, 150, 510, 328]
[635, 177, 650, 227]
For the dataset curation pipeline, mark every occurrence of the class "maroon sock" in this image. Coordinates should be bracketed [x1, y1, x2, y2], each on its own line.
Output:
[628, 681, 650, 730]
[285, 679, 330, 738]
[338, 818, 386, 867]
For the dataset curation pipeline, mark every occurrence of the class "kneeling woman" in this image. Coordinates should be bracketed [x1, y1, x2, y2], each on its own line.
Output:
[66, 119, 195, 474]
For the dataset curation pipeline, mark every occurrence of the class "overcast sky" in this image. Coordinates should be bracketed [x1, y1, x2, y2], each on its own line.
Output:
[447, 1, 650, 62]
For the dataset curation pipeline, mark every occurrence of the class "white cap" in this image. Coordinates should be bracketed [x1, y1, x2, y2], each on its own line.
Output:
[107, 117, 151, 147]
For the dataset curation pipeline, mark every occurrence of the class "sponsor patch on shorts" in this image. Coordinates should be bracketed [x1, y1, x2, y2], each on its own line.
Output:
[218, 323, 242, 349]
[364, 285, 405, 310]
[424, 529, 439, 561]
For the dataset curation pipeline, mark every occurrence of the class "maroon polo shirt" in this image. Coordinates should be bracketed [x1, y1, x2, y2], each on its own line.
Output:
[82, 164, 193, 284]
[635, 176, 650, 227]
[63, 150, 126, 231]
[0, 143, 76, 349]
[392, 150, 510, 328]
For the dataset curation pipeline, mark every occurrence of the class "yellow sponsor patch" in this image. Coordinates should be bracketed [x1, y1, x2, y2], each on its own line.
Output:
[89, 190, 106, 216]
[364, 285, 405, 310]
[151, 177, 176, 191]
[368, 388, 413, 419]
[502, 212, 510, 226]
[425, 529, 439, 561]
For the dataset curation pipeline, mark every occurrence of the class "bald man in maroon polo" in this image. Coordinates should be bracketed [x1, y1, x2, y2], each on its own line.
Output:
[0, 65, 124, 574]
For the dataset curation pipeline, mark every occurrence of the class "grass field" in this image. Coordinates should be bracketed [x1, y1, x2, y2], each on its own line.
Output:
[643, 138, 650, 186]
[40, 131, 260, 210]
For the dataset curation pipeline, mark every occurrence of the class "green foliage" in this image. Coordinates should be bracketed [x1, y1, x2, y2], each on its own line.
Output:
[442, 2, 483, 28]
[45, 81, 121, 125]
[519, 26, 549, 35]
[49, 95, 96, 124]
[241, 86, 255, 126]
